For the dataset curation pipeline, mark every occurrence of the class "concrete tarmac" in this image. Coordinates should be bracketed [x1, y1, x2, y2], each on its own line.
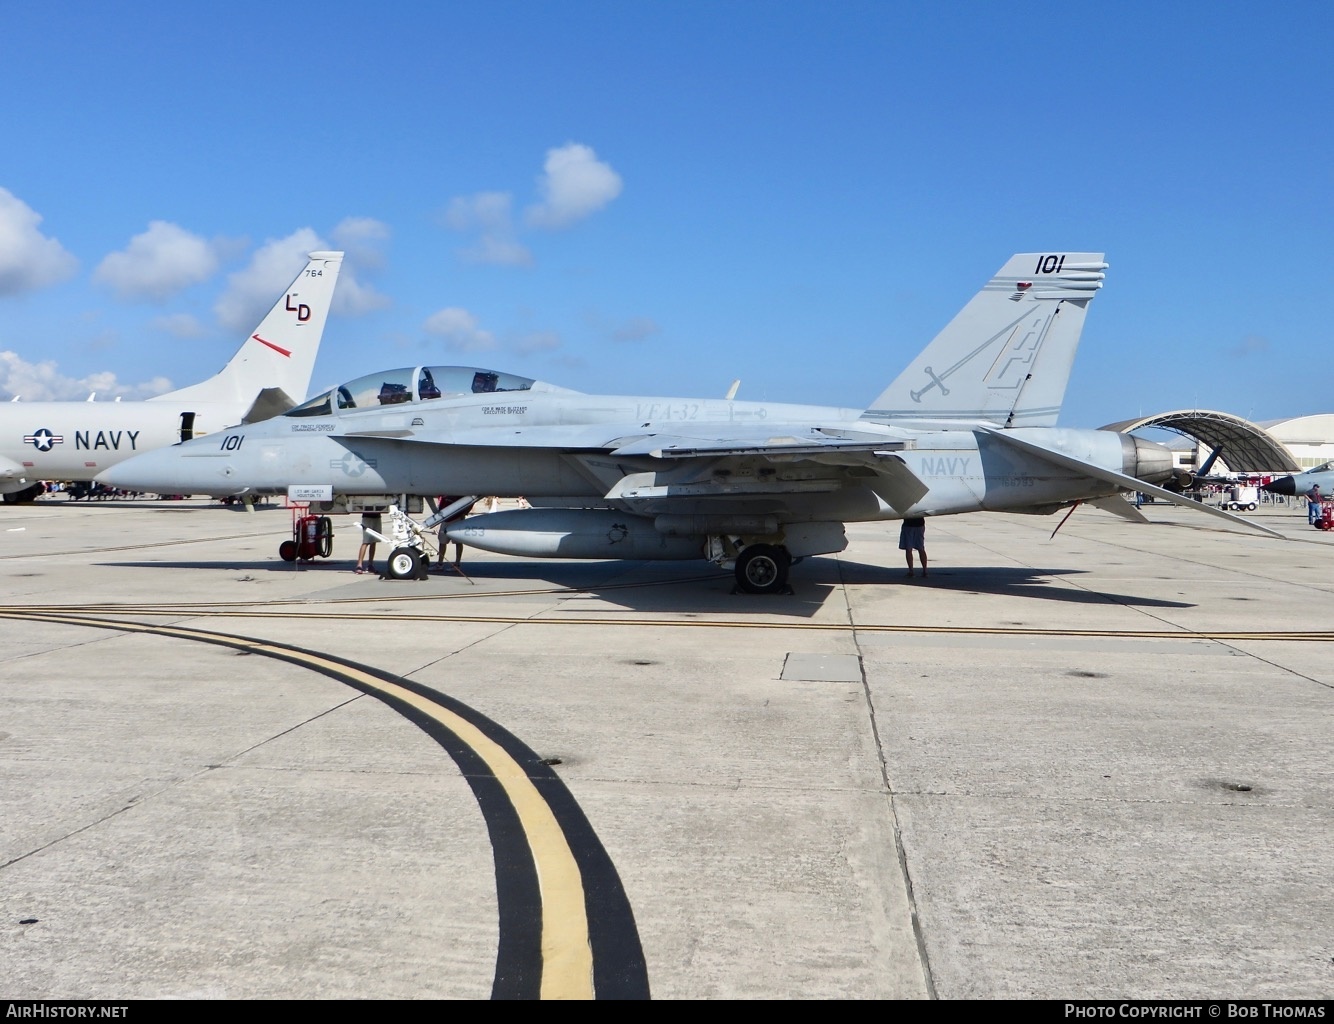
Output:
[0, 495, 1330, 999]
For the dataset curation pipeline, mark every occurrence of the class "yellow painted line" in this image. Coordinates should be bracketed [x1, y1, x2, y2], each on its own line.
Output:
[379, 681, 592, 999]
[10, 605, 1332, 643]
[0, 611, 594, 1000]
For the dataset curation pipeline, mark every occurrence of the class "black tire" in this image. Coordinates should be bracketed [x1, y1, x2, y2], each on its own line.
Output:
[317, 516, 333, 558]
[735, 544, 791, 595]
[3, 483, 44, 504]
[279, 540, 298, 562]
[386, 547, 422, 580]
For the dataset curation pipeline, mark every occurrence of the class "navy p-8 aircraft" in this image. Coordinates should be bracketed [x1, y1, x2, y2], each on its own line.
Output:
[0, 251, 343, 503]
[100, 252, 1276, 591]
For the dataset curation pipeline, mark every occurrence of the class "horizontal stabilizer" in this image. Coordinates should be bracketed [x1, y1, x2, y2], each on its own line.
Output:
[1088, 495, 1149, 524]
[980, 427, 1285, 540]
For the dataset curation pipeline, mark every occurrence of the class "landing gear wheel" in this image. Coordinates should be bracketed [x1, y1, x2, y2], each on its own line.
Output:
[735, 544, 791, 595]
[278, 540, 298, 562]
[3, 483, 44, 504]
[386, 546, 424, 580]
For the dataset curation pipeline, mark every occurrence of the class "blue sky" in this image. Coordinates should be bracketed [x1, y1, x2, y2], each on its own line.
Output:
[1, 2, 1330, 428]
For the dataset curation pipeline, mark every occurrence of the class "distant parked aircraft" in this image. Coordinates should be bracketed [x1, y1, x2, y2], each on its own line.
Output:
[1262, 462, 1334, 500]
[1, 251, 343, 503]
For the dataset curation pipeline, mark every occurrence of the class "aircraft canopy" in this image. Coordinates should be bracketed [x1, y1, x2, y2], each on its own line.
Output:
[286, 366, 536, 418]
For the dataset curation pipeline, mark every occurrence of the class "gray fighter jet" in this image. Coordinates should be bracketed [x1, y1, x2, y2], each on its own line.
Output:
[100, 252, 1276, 592]
[1262, 462, 1334, 500]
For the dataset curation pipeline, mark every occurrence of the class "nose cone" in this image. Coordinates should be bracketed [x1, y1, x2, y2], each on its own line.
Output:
[1262, 475, 1295, 496]
[97, 444, 239, 497]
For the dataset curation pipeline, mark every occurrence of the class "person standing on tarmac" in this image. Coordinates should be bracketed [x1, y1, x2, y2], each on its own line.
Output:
[435, 497, 476, 573]
[354, 512, 381, 575]
[1308, 483, 1322, 526]
[899, 516, 928, 578]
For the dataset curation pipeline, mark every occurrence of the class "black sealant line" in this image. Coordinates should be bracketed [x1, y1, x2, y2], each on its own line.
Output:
[0, 610, 651, 1000]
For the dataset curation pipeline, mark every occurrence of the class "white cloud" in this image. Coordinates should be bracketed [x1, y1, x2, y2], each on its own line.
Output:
[213, 228, 324, 333]
[516, 330, 561, 355]
[94, 221, 220, 301]
[445, 192, 532, 266]
[151, 312, 209, 339]
[423, 307, 495, 351]
[459, 235, 533, 267]
[331, 216, 390, 270]
[611, 316, 660, 343]
[330, 217, 392, 315]
[0, 188, 78, 297]
[525, 143, 622, 229]
[333, 273, 392, 317]
[0, 350, 172, 401]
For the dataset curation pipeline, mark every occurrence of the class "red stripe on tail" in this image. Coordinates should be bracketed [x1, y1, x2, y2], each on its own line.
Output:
[252, 334, 292, 357]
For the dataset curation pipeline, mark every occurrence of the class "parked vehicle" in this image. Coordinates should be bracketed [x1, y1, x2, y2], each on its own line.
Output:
[1223, 485, 1259, 512]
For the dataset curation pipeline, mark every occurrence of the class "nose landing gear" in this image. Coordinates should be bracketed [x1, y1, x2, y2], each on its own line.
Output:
[386, 546, 429, 580]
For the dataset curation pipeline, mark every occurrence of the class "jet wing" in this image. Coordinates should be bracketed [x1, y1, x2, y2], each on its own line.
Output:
[979, 427, 1285, 539]
[601, 429, 929, 514]
[344, 420, 930, 514]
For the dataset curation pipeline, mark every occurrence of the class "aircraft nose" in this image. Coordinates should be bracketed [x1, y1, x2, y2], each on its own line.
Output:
[96, 446, 226, 496]
[1262, 475, 1295, 496]
[95, 449, 170, 492]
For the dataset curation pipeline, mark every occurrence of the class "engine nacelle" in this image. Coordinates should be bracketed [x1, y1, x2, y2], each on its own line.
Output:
[1120, 434, 1176, 486]
[446, 508, 704, 560]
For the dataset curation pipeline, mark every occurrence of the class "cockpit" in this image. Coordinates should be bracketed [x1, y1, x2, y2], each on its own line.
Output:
[286, 366, 536, 418]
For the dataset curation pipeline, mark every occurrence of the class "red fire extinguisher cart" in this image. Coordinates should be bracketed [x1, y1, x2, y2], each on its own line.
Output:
[279, 509, 334, 560]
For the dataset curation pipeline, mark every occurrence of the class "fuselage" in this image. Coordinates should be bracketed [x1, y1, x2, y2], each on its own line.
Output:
[1, 399, 251, 493]
[98, 364, 1172, 522]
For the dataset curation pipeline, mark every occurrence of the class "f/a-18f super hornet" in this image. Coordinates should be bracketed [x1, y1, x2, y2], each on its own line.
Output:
[100, 252, 1279, 592]
[0, 251, 343, 503]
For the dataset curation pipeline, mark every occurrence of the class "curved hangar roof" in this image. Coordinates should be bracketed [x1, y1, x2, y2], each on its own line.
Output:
[1100, 410, 1300, 474]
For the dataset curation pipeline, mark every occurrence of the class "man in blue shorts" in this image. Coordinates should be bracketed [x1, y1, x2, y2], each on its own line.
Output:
[899, 516, 928, 578]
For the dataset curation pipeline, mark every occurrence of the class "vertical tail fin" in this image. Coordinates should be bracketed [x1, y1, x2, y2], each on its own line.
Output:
[151, 250, 344, 408]
[861, 252, 1107, 428]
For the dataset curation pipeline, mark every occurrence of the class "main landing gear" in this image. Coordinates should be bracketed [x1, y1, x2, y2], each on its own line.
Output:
[733, 543, 792, 595]
[3, 484, 45, 504]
